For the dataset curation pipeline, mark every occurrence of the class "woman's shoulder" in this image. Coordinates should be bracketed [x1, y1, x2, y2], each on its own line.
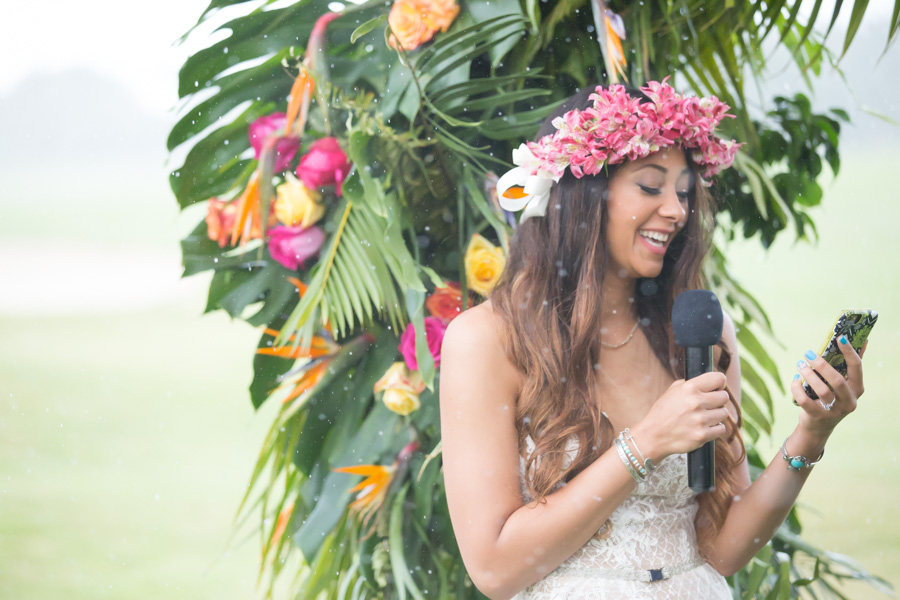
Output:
[442, 299, 525, 392]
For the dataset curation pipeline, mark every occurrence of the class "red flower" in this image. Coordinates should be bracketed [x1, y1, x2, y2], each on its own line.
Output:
[296, 137, 352, 196]
[266, 224, 326, 271]
[426, 282, 466, 322]
[398, 316, 448, 370]
[248, 113, 300, 172]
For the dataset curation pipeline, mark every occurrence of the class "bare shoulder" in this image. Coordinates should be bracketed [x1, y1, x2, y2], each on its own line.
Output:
[442, 300, 524, 394]
[440, 300, 526, 571]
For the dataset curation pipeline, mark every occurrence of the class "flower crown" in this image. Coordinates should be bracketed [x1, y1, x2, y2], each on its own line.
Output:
[496, 79, 741, 223]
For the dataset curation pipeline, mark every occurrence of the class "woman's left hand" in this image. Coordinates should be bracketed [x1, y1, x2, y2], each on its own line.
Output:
[791, 338, 868, 437]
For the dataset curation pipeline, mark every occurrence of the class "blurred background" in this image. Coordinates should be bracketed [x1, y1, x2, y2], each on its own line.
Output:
[0, 1, 897, 598]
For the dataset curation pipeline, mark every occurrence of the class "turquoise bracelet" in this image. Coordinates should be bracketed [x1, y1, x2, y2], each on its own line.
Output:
[615, 438, 645, 482]
[780, 437, 825, 471]
[623, 428, 656, 473]
[618, 433, 648, 478]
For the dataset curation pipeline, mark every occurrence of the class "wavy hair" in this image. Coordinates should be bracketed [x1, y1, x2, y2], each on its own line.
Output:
[488, 85, 744, 559]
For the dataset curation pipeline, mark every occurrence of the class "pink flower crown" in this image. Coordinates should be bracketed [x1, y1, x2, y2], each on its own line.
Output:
[497, 79, 741, 222]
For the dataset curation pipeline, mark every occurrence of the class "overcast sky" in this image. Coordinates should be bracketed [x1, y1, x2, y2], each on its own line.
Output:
[0, 1, 896, 139]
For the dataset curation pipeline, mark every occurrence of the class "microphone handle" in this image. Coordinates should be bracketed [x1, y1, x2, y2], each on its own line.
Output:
[685, 346, 716, 493]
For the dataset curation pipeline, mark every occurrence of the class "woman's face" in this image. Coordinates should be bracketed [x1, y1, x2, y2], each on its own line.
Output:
[604, 148, 692, 279]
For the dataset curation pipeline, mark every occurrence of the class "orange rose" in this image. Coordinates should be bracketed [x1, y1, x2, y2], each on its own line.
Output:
[388, 0, 431, 51]
[388, 0, 459, 51]
[426, 282, 467, 322]
[206, 198, 237, 248]
[422, 0, 459, 33]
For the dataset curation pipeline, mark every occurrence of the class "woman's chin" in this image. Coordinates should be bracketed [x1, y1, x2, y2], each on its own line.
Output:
[635, 262, 664, 279]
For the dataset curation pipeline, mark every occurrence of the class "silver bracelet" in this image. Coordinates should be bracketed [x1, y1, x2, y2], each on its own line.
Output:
[615, 438, 645, 482]
[623, 428, 656, 472]
[781, 437, 825, 471]
[617, 432, 648, 478]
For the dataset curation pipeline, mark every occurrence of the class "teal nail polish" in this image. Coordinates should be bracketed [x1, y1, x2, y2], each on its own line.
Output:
[797, 360, 808, 369]
[839, 335, 848, 345]
[793, 373, 800, 381]
[804, 350, 817, 360]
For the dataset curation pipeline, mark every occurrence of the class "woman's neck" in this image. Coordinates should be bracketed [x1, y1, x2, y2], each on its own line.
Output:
[600, 273, 639, 329]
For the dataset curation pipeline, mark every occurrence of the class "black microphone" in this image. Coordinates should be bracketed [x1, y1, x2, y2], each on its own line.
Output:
[672, 290, 724, 493]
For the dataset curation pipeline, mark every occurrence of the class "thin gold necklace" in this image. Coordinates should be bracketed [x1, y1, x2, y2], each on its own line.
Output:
[600, 319, 640, 349]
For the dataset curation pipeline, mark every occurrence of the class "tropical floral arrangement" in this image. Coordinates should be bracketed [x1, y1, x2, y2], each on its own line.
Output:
[169, 0, 898, 598]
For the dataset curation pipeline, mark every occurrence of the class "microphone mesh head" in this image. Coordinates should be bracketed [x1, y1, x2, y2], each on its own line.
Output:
[672, 290, 724, 347]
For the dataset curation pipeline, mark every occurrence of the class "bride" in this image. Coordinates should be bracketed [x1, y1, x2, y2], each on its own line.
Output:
[438, 80, 867, 599]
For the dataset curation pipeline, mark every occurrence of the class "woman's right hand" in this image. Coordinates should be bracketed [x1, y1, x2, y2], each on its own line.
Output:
[630, 372, 731, 462]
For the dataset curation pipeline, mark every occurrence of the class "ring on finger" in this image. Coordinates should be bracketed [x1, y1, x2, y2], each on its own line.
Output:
[819, 399, 835, 411]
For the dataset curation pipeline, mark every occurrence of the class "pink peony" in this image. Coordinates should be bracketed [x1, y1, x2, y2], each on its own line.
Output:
[248, 113, 301, 173]
[398, 315, 448, 371]
[296, 137, 352, 196]
[267, 224, 326, 271]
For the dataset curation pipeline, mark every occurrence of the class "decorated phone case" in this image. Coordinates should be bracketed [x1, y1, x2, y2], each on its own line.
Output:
[802, 309, 877, 400]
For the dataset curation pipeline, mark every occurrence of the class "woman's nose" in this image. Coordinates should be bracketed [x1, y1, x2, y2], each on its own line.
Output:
[658, 189, 687, 222]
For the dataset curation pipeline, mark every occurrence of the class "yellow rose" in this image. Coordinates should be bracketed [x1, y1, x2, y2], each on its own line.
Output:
[274, 173, 325, 228]
[374, 362, 426, 416]
[464, 233, 506, 297]
[382, 388, 421, 416]
[387, 0, 431, 51]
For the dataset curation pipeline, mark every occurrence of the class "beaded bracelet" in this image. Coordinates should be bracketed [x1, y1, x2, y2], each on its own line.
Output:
[618, 433, 648, 478]
[614, 437, 645, 482]
[780, 437, 825, 471]
[622, 428, 657, 473]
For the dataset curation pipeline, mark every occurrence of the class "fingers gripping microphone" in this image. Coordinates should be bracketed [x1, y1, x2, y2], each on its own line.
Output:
[672, 290, 724, 493]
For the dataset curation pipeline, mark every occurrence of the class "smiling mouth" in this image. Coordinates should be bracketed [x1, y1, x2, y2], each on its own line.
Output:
[638, 230, 670, 248]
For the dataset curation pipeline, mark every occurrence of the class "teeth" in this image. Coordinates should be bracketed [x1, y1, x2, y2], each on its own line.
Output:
[639, 230, 669, 243]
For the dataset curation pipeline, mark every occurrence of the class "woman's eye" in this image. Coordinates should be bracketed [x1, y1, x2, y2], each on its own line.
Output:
[677, 191, 690, 202]
[638, 185, 661, 195]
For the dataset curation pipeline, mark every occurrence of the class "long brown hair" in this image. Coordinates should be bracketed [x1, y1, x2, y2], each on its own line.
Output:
[488, 85, 744, 558]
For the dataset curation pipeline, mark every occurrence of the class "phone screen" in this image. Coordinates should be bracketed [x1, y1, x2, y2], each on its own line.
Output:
[802, 309, 877, 400]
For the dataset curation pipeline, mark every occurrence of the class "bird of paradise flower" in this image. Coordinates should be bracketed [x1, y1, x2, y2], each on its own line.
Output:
[333, 441, 419, 532]
[591, 0, 627, 83]
[257, 276, 339, 406]
[264, 500, 295, 557]
[332, 463, 396, 530]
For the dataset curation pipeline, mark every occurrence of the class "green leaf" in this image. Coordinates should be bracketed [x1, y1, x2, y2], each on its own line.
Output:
[181, 219, 267, 276]
[735, 325, 783, 391]
[840, 0, 870, 59]
[250, 329, 296, 409]
[351, 14, 386, 44]
[168, 52, 290, 151]
[405, 287, 435, 390]
[294, 402, 399, 559]
[739, 359, 775, 429]
[177, 0, 331, 98]
[218, 261, 290, 320]
[388, 484, 426, 600]
[170, 102, 267, 208]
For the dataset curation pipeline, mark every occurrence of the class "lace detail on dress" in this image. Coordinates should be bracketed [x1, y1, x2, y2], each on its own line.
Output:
[513, 435, 730, 599]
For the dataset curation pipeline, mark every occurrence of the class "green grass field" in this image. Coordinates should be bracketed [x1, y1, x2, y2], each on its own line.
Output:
[1, 151, 897, 598]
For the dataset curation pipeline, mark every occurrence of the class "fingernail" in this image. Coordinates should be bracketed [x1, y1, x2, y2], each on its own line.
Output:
[793, 373, 800, 381]
[839, 335, 848, 345]
[797, 360, 808, 369]
[804, 350, 817, 361]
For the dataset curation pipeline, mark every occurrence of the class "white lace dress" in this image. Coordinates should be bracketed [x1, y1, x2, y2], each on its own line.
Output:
[512, 435, 731, 599]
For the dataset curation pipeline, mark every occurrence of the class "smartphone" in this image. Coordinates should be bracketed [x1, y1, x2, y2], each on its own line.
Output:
[802, 309, 877, 400]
